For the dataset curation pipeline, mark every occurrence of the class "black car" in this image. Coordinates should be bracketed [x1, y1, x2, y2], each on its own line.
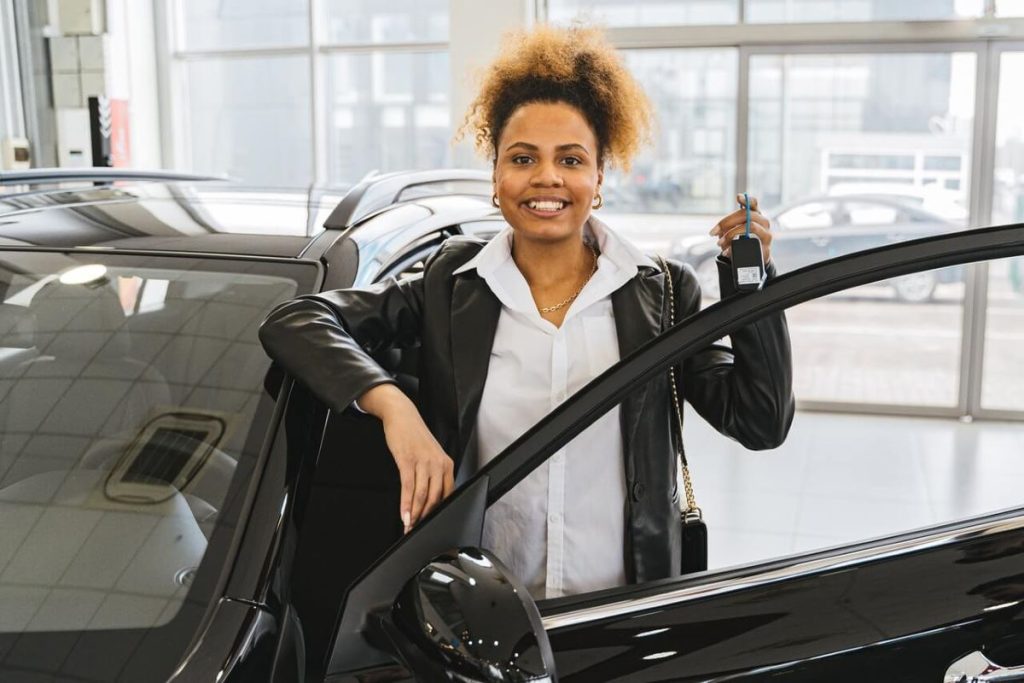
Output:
[671, 194, 963, 302]
[0, 169, 1023, 682]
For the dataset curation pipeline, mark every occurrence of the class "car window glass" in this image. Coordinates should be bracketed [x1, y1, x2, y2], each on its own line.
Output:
[0, 253, 310, 645]
[459, 219, 505, 241]
[776, 201, 833, 230]
[466, 253, 1024, 607]
[844, 201, 900, 226]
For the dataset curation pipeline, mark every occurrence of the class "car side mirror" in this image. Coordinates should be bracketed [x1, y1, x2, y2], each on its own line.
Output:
[372, 547, 558, 682]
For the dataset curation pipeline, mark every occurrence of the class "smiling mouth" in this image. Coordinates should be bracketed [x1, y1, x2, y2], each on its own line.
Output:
[524, 199, 568, 212]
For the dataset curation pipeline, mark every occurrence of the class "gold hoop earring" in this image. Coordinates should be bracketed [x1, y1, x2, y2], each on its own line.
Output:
[592, 193, 603, 210]
[492, 194, 499, 208]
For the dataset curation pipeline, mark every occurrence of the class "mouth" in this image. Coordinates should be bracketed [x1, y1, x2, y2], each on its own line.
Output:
[521, 197, 570, 216]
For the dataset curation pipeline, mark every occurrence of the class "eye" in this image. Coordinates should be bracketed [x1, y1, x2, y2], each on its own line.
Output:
[562, 156, 583, 166]
[511, 154, 533, 165]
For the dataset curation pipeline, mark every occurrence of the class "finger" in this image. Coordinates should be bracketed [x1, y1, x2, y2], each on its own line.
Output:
[398, 463, 414, 532]
[409, 464, 429, 528]
[717, 225, 750, 249]
[711, 208, 748, 235]
[749, 212, 771, 231]
[748, 222, 773, 246]
[424, 466, 444, 519]
[715, 207, 770, 237]
[719, 213, 770, 243]
[735, 194, 760, 212]
[442, 466, 455, 498]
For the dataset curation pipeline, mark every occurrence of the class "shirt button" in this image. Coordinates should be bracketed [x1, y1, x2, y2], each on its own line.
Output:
[549, 513, 561, 524]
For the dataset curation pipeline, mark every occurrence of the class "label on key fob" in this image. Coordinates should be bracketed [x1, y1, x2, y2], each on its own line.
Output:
[736, 266, 762, 286]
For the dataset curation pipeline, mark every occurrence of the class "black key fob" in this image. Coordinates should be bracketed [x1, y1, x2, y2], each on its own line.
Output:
[731, 234, 766, 292]
[730, 193, 766, 292]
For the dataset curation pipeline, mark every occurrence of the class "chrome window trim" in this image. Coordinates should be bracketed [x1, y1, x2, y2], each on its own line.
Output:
[541, 509, 1024, 632]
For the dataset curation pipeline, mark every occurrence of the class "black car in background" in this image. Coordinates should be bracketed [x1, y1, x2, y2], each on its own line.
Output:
[1, 169, 1023, 682]
[671, 194, 963, 301]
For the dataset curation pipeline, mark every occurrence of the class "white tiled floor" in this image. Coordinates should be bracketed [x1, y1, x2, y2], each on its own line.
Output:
[683, 407, 1024, 569]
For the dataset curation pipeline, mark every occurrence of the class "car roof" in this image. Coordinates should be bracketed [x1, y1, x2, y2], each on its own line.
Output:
[0, 169, 495, 258]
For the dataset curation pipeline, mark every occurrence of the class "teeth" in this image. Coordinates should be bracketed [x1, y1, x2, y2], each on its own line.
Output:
[528, 200, 565, 211]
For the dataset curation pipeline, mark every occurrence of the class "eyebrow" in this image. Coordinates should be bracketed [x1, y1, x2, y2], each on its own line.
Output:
[505, 142, 591, 154]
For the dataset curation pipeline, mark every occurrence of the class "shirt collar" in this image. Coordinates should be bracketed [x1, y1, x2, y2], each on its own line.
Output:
[452, 216, 657, 277]
[452, 217, 659, 326]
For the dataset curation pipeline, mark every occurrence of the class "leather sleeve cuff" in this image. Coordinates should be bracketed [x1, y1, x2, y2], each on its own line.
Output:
[716, 256, 778, 298]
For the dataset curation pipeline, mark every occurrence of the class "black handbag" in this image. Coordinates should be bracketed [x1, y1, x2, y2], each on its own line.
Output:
[657, 256, 708, 575]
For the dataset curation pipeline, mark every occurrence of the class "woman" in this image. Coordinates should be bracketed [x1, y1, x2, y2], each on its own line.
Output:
[259, 25, 794, 598]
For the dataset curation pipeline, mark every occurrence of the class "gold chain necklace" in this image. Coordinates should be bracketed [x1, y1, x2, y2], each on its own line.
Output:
[538, 243, 599, 314]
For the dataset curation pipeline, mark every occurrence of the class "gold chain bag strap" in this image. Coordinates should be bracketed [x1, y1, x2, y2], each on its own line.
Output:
[657, 255, 708, 574]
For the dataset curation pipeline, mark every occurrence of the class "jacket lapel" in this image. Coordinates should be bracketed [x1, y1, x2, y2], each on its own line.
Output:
[450, 273, 501, 463]
[611, 266, 666, 461]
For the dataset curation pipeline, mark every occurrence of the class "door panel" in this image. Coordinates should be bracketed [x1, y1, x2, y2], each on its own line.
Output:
[544, 516, 1024, 681]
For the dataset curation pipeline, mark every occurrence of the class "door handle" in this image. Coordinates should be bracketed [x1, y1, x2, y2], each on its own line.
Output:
[945, 651, 1024, 682]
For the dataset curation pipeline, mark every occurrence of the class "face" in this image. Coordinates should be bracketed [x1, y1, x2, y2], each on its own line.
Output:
[493, 101, 604, 245]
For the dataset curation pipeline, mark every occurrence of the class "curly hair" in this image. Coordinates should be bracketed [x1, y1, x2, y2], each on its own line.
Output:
[456, 24, 654, 171]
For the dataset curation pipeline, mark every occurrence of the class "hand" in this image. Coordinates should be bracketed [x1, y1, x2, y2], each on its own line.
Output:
[710, 194, 773, 264]
[358, 384, 455, 533]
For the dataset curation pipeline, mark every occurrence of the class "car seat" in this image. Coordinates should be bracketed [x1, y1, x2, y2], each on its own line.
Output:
[0, 279, 171, 492]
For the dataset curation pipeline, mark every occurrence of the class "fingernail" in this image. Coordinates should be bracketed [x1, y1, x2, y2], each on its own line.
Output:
[402, 511, 411, 529]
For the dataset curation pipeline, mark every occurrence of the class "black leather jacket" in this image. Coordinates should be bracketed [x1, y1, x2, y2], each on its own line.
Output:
[259, 235, 794, 584]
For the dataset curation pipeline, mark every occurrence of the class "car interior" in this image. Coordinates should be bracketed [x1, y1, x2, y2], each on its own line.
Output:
[0, 259, 297, 633]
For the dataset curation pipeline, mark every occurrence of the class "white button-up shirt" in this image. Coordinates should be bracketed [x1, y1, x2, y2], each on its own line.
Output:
[453, 217, 658, 599]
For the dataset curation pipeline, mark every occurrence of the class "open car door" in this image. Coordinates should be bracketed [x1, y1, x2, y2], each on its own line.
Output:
[324, 222, 1024, 682]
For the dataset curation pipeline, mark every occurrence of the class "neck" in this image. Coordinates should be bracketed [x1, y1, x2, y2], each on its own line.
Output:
[511, 230, 593, 289]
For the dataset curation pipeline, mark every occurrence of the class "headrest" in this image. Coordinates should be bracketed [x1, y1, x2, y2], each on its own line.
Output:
[0, 303, 36, 348]
[29, 280, 130, 357]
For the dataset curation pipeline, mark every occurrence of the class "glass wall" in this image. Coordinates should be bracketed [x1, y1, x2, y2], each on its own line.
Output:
[982, 52, 1024, 412]
[997, 1, 1024, 16]
[614, 49, 737, 216]
[748, 52, 975, 216]
[546, 0, 987, 24]
[321, 0, 448, 43]
[326, 51, 450, 184]
[761, 56, 978, 407]
[169, 0, 451, 188]
[184, 56, 312, 187]
[180, 1, 309, 50]
[548, 0, 738, 26]
[744, 0, 983, 23]
[157, 1, 1024, 417]
[544, 2, 1024, 417]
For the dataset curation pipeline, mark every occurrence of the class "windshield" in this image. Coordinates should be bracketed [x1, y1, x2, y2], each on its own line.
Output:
[0, 251, 315, 679]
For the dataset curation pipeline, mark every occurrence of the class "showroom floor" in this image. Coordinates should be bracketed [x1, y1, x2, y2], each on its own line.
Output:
[683, 408, 1024, 569]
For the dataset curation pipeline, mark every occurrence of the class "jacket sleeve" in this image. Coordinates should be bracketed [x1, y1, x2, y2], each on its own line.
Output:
[258, 272, 425, 415]
[677, 257, 795, 450]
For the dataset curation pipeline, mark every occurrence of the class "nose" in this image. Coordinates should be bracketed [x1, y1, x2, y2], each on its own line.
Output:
[529, 159, 564, 187]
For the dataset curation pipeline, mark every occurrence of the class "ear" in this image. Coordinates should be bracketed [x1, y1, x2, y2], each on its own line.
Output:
[597, 166, 604, 190]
